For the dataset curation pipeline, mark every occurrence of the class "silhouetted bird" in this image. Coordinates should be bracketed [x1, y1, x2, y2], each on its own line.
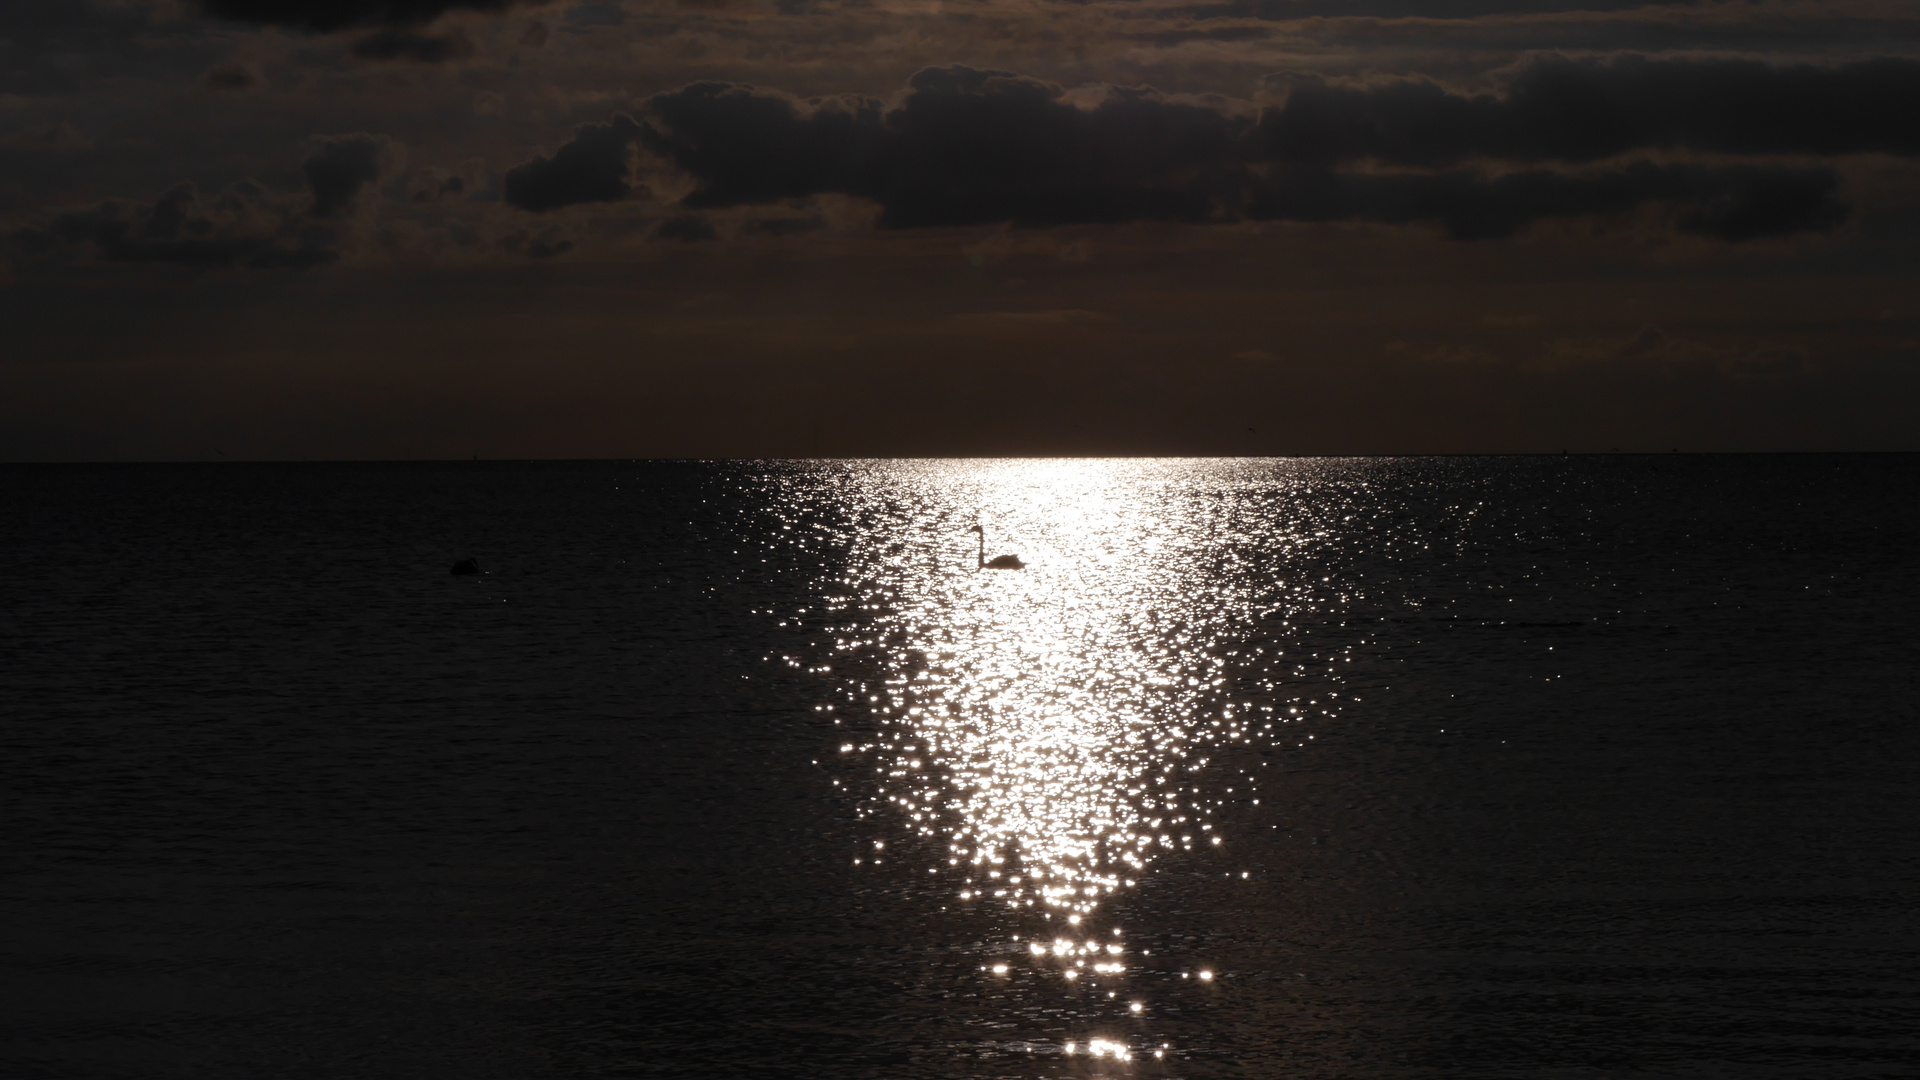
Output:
[970, 525, 1024, 570]
[451, 558, 481, 576]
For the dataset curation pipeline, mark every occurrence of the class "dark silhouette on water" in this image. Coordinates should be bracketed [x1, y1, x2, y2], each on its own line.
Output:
[451, 557, 481, 576]
[970, 524, 1024, 570]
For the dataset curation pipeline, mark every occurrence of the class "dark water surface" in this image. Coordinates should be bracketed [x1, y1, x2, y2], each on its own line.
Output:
[2, 457, 1916, 1079]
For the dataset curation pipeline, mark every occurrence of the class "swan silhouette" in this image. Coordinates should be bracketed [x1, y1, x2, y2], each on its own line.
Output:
[971, 524, 1025, 570]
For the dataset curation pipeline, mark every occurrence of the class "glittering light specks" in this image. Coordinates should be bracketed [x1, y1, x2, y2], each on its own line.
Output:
[811, 462, 1291, 943]
[760, 458, 1376, 1057]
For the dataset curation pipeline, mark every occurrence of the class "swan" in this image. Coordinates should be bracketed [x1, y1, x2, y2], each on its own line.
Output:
[971, 524, 1025, 570]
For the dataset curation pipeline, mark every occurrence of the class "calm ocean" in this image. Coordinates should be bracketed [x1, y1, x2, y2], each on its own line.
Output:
[2, 457, 1916, 1079]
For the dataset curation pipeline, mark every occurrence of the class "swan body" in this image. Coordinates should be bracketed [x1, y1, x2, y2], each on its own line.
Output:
[971, 525, 1024, 570]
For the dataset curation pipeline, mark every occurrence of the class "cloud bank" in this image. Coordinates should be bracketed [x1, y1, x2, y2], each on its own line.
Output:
[8, 134, 404, 269]
[503, 57, 1899, 239]
[1259, 56, 1920, 166]
[7, 182, 339, 269]
[200, 0, 538, 31]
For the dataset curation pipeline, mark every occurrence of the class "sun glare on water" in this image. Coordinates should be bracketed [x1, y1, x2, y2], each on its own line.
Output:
[773, 459, 1353, 1061]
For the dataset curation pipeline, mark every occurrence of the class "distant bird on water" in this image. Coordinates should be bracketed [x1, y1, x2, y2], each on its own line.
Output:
[970, 524, 1024, 570]
[451, 557, 482, 576]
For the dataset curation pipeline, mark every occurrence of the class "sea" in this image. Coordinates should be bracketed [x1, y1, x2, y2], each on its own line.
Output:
[2, 456, 1916, 1079]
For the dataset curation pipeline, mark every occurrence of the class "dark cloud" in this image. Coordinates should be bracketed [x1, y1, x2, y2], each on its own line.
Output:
[199, 0, 539, 32]
[1246, 162, 1848, 240]
[876, 68, 1246, 227]
[351, 29, 474, 61]
[642, 82, 885, 209]
[1178, 0, 1703, 21]
[406, 164, 481, 202]
[561, 2, 626, 31]
[0, 0, 210, 96]
[1, 122, 93, 153]
[1122, 26, 1273, 47]
[1622, 325, 1667, 358]
[1259, 57, 1920, 167]
[304, 134, 401, 217]
[656, 215, 717, 241]
[1278, 7, 1920, 57]
[744, 216, 828, 236]
[1675, 166, 1851, 242]
[498, 229, 576, 258]
[6, 182, 337, 269]
[202, 63, 260, 90]
[503, 115, 645, 211]
[640, 69, 1244, 227]
[619, 65, 1861, 240]
[5, 131, 413, 271]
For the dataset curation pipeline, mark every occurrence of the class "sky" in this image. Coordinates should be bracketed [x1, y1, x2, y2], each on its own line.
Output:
[2, 0, 1917, 458]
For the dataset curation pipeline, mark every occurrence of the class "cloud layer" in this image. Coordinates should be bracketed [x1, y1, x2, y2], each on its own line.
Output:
[1259, 56, 1920, 165]
[500, 58, 1899, 239]
[7, 182, 339, 269]
[8, 134, 403, 269]
[200, 0, 535, 31]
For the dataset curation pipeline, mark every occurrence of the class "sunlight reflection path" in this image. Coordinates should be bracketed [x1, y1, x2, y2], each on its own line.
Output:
[769, 459, 1374, 1060]
[828, 465, 1284, 925]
